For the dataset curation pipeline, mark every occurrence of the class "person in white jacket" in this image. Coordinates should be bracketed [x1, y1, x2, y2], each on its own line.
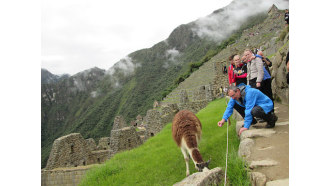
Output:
[243, 49, 264, 88]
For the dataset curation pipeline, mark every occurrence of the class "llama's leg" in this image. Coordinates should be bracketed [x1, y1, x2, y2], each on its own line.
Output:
[181, 147, 190, 176]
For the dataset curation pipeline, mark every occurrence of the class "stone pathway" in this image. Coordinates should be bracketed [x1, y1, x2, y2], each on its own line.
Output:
[237, 102, 289, 186]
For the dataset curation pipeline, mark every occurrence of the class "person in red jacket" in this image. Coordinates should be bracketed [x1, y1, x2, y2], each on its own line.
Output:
[228, 54, 236, 86]
[233, 55, 247, 86]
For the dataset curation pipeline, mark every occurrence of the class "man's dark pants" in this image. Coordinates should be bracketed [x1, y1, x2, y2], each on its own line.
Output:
[234, 104, 274, 125]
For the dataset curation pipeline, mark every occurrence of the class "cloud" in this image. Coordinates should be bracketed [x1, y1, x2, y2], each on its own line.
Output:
[106, 56, 140, 76]
[162, 48, 181, 69]
[191, 0, 289, 42]
[90, 90, 100, 98]
[105, 56, 141, 88]
[41, 0, 234, 75]
[165, 48, 181, 62]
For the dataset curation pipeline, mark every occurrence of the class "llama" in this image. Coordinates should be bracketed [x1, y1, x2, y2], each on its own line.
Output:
[172, 110, 210, 176]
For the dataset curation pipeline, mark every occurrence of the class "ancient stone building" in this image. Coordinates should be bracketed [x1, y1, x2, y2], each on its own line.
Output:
[108, 116, 143, 158]
[45, 133, 110, 170]
[97, 137, 110, 150]
[85, 138, 97, 152]
[45, 133, 90, 170]
[109, 126, 143, 158]
[112, 115, 127, 130]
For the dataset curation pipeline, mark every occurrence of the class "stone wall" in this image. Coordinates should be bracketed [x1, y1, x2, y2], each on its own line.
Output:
[97, 137, 110, 150]
[269, 38, 289, 105]
[45, 133, 91, 170]
[88, 150, 110, 164]
[109, 126, 143, 158]
[112, 115, 127, 130]
[41, 166, 92, 186]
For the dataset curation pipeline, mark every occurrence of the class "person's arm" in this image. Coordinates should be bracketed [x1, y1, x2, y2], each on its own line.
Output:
[222, 99, 235, 121]
[235, 73, 247, 79]
[264, 58, 272, 67]
[228, 66, 233, 85]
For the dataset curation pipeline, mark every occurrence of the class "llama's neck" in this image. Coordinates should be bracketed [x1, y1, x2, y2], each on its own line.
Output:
[190, 148, 204, 164]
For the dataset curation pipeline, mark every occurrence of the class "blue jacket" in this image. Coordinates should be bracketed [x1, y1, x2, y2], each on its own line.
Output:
[222, 85, 273, 129]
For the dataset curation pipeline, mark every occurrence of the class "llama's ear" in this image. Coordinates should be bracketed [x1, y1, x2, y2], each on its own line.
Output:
[206, 158, 211, 166]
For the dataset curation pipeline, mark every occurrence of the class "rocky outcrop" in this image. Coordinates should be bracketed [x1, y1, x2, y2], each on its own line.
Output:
[173, 167, 223, 186]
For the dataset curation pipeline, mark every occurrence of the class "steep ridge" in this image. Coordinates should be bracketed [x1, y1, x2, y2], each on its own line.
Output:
[163, 5, 287, 105]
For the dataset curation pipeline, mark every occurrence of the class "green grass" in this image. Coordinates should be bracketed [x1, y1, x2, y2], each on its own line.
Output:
[79, 98, 250, 186]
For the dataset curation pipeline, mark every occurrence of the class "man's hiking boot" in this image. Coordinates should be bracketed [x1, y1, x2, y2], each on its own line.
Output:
[265, 112, 278, 128]
[257, 118, 266, 123]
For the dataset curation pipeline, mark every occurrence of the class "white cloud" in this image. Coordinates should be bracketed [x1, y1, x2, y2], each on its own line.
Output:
[41, 0, 288, 75]
[166, 48, 181, 62]
[191, 0, 289, 42]
[41, 0, 233, 75]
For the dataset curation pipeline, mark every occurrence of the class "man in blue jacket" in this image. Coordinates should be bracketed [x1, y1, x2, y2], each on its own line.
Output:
[217, 85, 278, 136]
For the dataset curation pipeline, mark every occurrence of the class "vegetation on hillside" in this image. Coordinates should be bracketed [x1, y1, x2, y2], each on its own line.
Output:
[79, 98, 250, 186]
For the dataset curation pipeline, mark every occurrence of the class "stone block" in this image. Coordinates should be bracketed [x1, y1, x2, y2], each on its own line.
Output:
[238, 138, 255, 159]
[240, 129, 276, 141]
[251, 172, 267, 186]
[249, 159, 278, 169]
[173, 167, 223, 186]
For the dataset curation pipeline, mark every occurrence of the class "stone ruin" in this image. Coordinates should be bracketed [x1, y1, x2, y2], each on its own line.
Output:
[142, 103, 179, 139]
[45, 133, 109, 170]
[45, 115, 146, 170]
[109, 116, 143, 158]
[97, 137, 110, 150]
[177, 88, 209, 114]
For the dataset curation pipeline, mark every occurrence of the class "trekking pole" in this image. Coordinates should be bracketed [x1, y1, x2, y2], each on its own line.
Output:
[224, 95, 230, 186]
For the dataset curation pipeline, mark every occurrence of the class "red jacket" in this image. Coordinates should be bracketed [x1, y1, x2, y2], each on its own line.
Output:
[228, 64, 235, 85]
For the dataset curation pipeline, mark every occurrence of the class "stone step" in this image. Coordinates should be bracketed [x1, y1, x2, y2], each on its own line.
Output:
[249, 159, 279, 169]
[266, 178, 289, 186]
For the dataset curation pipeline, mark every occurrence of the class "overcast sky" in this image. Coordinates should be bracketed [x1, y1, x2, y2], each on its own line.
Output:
[41, 0, 234, 75]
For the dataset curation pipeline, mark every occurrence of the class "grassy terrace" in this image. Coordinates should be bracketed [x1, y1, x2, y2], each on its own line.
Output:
[80, 98, 250, 186]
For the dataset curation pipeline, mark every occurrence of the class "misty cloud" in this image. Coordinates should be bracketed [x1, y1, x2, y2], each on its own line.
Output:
[191, 0, 289, 42]
[73, 77, 86, 91]
[90, 90, 100, 98]
[105, 56, 141, 88]
[106, 56, 140, 76]
[162, 48, 181, 69]
[165, 48, 181, 62]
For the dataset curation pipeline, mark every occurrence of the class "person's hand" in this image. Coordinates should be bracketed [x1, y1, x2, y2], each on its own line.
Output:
[256, 82, 261, 87]
[239, 127, 248, 136]
[217, 119, 226, 127]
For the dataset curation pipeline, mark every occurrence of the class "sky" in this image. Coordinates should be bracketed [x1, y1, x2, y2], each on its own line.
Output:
[42, 0, 235, 75]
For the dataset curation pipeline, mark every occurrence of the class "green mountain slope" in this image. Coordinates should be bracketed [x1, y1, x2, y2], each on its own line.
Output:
[80, 98, 250, 186]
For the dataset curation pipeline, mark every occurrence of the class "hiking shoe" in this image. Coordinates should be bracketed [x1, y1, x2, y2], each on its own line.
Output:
[257, 119, 266, 123]
[265, 112, 278, 128]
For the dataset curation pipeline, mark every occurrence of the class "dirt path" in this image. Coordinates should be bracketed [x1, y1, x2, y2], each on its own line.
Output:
[237, 102, 289, 185]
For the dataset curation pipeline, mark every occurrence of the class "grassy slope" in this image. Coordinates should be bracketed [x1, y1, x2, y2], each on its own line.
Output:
[80, 98, 250, 186]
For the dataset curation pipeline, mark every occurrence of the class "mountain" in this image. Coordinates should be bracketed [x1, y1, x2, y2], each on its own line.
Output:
[41, 0, 288, 168]
[41, 69, 70, 84]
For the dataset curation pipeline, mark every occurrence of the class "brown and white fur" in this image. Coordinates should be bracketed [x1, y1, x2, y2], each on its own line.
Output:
[172, 110, 210, 176]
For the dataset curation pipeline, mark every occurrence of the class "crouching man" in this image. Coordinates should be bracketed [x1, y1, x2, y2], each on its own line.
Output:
[217, 85, 278, 136]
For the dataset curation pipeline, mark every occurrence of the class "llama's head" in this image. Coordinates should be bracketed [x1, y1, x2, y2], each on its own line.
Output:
[196, 159, 211, 172]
